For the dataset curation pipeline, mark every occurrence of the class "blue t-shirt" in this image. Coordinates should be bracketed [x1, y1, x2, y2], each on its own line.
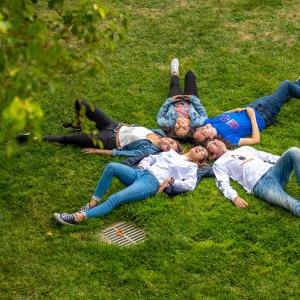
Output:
[204, 110, 266, 146]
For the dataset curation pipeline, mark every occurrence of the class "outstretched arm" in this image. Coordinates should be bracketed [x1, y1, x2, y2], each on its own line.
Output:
[82, 148, 113, 156]
[213, 161, 249, 208]
[238, 107, 260, 146]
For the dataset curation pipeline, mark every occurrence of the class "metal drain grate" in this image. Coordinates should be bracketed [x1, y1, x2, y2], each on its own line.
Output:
[101, 222, 146, 246]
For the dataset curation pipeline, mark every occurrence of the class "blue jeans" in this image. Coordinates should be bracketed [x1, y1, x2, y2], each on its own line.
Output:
[253, 147, 300, 217]
[248, 80, 300, 125]
[85, 163, 160, 219]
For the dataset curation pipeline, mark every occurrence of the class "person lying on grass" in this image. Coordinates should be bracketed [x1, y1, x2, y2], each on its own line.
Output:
[193, 78, 300, 147]
[43, 99, 181, 157]
[156, 58, 207, 139]
[207, 138, 300, 217]
[54, 146, 209, 226]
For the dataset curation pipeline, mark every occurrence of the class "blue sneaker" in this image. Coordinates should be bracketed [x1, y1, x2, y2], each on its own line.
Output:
[54, 213, 78, 226]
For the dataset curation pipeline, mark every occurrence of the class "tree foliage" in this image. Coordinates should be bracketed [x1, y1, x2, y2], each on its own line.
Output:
[0, 0, 127, 153]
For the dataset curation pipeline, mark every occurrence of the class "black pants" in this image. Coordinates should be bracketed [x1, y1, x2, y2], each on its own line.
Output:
[43, 100, 119, 149]
[169, 71, 199, 98]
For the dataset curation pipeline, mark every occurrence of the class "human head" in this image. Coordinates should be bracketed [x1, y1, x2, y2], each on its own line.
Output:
[160, 137, 181, 153]
[174, 118, 191, 138]
[187, 145, 209, 166]
[206, 139, 228, 160]
[193, 124, 217, 144]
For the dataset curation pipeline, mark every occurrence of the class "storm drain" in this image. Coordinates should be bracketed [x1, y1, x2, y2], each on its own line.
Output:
[101, 222, 146, 246]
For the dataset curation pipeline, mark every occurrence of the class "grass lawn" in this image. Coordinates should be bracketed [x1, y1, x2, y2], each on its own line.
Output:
[1, 0, 300, 298]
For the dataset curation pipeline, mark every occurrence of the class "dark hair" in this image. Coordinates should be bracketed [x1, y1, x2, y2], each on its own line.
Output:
[163, 127, 195, 144]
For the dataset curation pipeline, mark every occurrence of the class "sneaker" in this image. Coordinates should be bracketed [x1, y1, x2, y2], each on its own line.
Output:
[171, 58, 179, 76]
[61, 122, 82, 131]
[296, 76, 300, 84]
[53, 213, 78, 226]
[79, 201, 99, 212]
[16, 132, 31, 143]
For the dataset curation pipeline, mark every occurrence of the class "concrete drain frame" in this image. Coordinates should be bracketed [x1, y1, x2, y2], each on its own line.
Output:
[101, 221, 146, 246]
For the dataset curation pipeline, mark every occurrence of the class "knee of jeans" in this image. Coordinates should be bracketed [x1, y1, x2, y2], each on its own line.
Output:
[280, 80, 292, 89]
[286, 147, 300, 158]
[185, 70, 196, 79]
[104, 162, 119, 174]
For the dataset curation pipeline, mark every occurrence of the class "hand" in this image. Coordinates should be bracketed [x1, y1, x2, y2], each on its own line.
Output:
[82, 148, 101, 154]
[233, 196, 249, 208]
[172, 95, 184, 102]
[157, 177, 174, 194]
[183, 95, 193, 100]
[246, 107, 255, 117]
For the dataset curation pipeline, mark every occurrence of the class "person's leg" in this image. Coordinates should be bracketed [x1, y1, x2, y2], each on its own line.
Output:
[253, 147, 300, 216]
[183, 71, 199, 97]
[43, 133, 96, 148]
[75, 99, 118, 131]
[169, 75, 182, 97]
[248, 80, 300, 124]
[271, 147, 300, 187]
[91, 162, 139, 201]
[86, 171, 159, 218]
[254, 174, 300, 216]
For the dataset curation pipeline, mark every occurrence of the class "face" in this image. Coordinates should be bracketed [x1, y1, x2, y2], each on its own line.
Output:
[174, 118, 190, 138]
[206, 139, 227, 158]
[189, 146, 208, 163]
[160, 137, 179, 152]
[193, 124, 217, 143]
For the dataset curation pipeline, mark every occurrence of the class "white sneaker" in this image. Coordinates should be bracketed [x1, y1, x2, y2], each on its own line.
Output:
[171, 58, 179, 76]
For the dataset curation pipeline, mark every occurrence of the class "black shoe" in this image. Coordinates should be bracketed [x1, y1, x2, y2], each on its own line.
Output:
[61, 122, 82, 131]
[16, 132, 31, 143]
[53, 213, 79, 226]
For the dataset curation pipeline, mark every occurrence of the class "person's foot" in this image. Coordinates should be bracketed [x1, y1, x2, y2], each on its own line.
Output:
[171, 58, 179, 76]
[16, 132, 31, 143]
[53, 213, 79, 226]
[61, 122, 82, 131]
[296, 76, 300, 84]
[79, 201, 99, 212]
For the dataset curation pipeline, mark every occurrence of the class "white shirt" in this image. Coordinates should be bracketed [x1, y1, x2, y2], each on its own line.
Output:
[138, 149, 198, 192]
[212, 146, 279, 201]
[119, 126, 154, 148]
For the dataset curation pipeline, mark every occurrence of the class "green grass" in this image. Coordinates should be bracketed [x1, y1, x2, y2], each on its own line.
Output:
[1, 0, 300, 298]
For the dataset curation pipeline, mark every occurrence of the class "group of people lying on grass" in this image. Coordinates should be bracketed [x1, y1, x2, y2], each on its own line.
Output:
[47, 59, 300, 226]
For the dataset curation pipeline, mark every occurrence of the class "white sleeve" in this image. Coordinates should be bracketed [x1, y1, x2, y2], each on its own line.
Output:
[138, 154, 156, 169]
[212, 161, 238, 202]
[172, 164, 198, 192]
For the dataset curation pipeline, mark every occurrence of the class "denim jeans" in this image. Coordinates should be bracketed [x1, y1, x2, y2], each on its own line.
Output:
[253, 147, 300, 216]
[248, 80, 300, 125]
[85, 163, 160, 218]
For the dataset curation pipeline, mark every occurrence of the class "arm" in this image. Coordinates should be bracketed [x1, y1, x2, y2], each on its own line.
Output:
[238, 107, 260, 146]
[81, 148, 113, 156]
[188, 95, 208, 126]
[213, 162, 249, 208]
[244, 146, 280, 164]
[156, 97, 174, 128]
[164, 164, 214, 196]
[224, 107, 245, 113]
[112, 147, 158, 157]
[171, 164, 198, 192]
[138, 154, 156, 169]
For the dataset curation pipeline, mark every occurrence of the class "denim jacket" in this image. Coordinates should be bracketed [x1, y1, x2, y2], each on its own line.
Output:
[122, 155, 214, 196]
[112, 128, 166, 157]
[156, 96, 208, 129]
